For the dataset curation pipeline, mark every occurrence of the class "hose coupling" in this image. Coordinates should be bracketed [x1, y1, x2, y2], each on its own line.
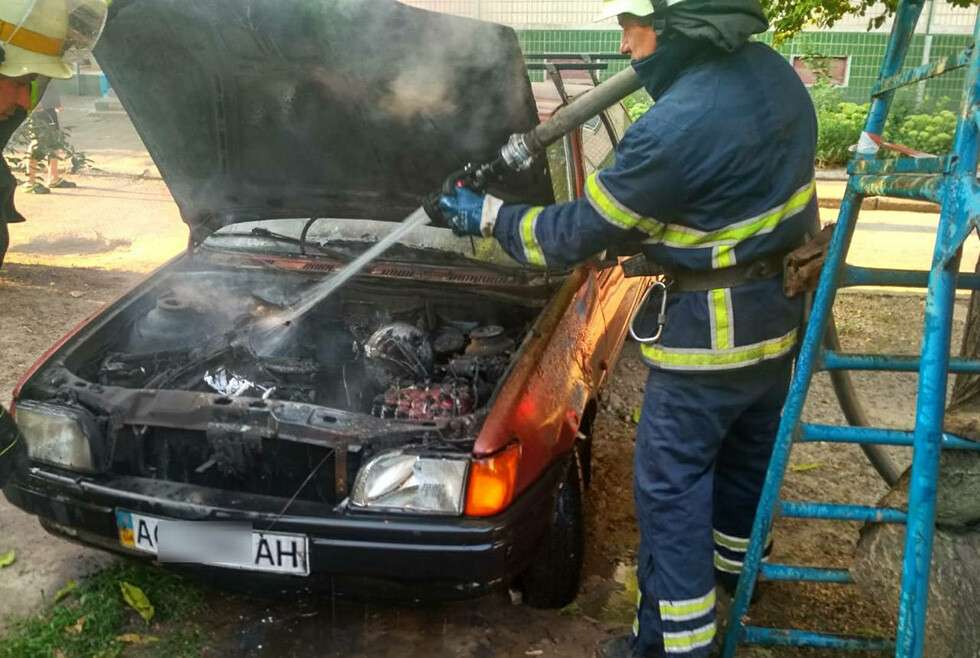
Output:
[499, 133, 535, 172]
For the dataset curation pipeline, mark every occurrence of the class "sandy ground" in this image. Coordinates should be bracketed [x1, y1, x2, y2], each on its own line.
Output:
[0, 265, 142, 632]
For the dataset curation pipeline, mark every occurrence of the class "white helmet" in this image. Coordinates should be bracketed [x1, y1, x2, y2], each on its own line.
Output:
[597, 0, 656, 21]
[0, 0, 108, 80]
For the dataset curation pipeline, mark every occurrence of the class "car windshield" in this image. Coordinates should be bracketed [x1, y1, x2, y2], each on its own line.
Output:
[202, 218, 541, 272]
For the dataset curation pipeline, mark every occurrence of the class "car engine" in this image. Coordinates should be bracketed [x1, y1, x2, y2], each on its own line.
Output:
[91, 273, 537, 423]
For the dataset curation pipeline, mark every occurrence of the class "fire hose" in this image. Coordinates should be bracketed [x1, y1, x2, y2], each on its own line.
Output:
[424, 66, 646, 201]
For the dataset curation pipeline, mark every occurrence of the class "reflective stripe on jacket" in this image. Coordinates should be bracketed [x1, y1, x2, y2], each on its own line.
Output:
[493, 42, 817, 372]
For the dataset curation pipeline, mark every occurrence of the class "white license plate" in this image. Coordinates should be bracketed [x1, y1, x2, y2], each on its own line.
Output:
[115, 510, 310, 576]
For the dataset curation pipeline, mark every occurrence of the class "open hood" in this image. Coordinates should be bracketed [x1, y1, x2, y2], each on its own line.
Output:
[95, 0, 554, 241]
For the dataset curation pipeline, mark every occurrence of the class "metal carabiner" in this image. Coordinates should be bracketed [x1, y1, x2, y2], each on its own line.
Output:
[629, 280, 668, 344]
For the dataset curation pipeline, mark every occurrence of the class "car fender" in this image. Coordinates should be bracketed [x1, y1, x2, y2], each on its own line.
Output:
[0, 405, 22, 489]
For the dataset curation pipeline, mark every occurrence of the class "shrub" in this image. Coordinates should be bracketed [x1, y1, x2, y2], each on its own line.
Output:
[816, 99, 868, 167]
[813, 83, 957, 167]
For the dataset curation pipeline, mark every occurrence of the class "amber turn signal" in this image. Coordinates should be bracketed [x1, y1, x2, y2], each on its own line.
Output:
[464, 443, 521, 517]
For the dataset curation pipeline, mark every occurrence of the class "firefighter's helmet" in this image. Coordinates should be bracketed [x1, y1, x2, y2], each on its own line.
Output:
[0, 0, 109, 80]
[597, 0, 657, 21]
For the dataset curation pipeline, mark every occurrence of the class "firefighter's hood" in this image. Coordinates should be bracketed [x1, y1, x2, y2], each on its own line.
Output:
[94, 0, 553, 242]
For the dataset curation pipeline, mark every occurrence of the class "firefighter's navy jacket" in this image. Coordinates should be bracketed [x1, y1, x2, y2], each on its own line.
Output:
[493, 42, 817, 372]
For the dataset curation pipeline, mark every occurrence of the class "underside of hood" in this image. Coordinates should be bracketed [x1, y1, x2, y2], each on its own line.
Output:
[95, 0, 554, 241]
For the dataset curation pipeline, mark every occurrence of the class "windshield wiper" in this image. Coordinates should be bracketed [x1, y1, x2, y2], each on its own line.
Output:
[208, 227, 352, 261]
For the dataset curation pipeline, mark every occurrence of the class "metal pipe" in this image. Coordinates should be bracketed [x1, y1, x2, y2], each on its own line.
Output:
[918, 0, 938, 105]
[825, 321, 903, 486]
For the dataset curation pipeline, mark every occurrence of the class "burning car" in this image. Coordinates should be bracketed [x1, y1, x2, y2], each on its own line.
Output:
[1, 0, 646, 607]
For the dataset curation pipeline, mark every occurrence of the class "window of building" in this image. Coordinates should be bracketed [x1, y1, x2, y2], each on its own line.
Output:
[791, 55, 851, 87]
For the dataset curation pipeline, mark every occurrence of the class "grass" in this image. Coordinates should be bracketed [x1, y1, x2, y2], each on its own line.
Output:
[0, 561, 205, 658]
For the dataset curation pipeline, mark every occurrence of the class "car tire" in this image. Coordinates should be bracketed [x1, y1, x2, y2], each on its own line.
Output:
[519, 455, 584, 609]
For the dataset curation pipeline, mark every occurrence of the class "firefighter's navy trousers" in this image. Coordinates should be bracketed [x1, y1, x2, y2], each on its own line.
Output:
[631, 356, 792, 657]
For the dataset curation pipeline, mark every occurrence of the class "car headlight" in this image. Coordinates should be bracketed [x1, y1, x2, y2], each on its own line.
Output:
[351, 451, 469, 515]
[14, 402, 97, 473]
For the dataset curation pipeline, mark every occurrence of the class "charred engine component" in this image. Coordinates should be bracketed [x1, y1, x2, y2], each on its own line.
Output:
[447, 354, 510, 384]
[372, 381, 475, 421]
[465, 325, 515, 357]
[99, 349, 186, 387]
[204, 367, 275, 399]
[364, 322, 433, 389]
[130, 293, 215, 352]
[433, 326, 466, 357]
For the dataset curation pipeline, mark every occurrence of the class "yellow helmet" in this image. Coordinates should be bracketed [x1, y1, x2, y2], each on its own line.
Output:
[0, 0, 108, 80]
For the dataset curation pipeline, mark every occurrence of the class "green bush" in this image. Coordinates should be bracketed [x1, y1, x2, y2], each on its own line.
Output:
[618, 82, 957, 169]
[816, 99, 867, 167]
[891, 109, 957, 155]
[814, 84, 958, 167]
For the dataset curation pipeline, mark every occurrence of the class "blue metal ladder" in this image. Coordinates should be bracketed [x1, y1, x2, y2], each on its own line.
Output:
[723, 2, 980, 656]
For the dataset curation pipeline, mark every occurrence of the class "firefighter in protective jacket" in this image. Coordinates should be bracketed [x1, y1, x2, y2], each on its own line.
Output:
[438, 0, 818, 656]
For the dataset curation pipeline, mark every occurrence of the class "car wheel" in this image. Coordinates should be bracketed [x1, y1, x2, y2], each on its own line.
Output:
[519, 455, 584, 609]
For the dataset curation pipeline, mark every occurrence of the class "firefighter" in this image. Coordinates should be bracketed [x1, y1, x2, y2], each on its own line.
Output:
[0, 0, 108, 269]
[436, 0, 817, 655]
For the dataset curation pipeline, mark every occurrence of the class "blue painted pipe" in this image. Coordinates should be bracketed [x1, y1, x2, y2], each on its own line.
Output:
[800, 423, 980, 450]
[896, 11, 980, 657]
[760, 563, 853, 583]
[822, 351, 980, 374]
[873, 46, 973, 97]
[779, 501, 907, 524]
[742, 626, 895, 651]
[842, 265, 980, 290]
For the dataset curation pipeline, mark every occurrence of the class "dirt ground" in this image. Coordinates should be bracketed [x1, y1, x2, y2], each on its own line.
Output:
[0, 257, 963, 656]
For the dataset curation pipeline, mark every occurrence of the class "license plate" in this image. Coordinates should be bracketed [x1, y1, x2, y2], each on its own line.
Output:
[115, 510, 310, 576]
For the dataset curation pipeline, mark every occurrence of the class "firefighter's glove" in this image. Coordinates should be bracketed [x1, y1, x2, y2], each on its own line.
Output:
[437, 187, 504, 238]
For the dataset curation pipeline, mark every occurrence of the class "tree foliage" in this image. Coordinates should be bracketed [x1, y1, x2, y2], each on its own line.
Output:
[762, 0, 980, 42]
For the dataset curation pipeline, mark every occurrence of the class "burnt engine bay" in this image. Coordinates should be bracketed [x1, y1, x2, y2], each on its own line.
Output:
[85, 270, 542, 423]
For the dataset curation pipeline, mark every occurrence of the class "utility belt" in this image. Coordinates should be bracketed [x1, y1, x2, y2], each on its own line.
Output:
[621, 251, 786, 289]
[624, 250, 793, 345]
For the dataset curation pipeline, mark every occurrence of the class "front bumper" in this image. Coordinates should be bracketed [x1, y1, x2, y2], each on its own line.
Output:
[3, 459, 565, 600]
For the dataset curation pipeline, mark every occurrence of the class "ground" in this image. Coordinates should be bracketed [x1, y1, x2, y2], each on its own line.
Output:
[0, 100, 973, 656]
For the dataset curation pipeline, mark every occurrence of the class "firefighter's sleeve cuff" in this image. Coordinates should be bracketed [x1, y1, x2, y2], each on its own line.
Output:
[481, 194, 504, 238]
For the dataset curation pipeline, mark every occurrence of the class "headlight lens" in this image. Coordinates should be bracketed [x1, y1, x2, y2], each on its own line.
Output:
[15, 402, 96, 473]
[351, 451, 469, 515]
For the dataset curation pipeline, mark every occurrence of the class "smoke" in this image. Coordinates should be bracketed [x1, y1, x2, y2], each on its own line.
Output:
[98, 0, 548, 230]
[374, 5, 533, 153]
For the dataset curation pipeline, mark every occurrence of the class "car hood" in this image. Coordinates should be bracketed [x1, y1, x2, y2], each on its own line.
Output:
[94, 0, 554, 241]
